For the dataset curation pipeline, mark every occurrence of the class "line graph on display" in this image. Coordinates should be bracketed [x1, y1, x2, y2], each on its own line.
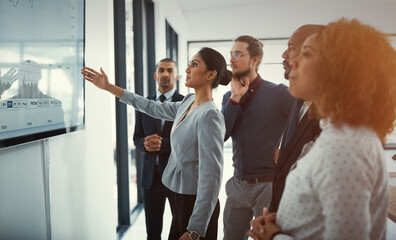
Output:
[9, 0, 33, 8]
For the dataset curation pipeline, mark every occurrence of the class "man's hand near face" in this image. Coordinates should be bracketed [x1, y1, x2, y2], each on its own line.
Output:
[230, 76, 250, 103]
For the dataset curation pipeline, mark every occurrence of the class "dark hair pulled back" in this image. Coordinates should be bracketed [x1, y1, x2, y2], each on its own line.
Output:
[198, 47, 232, 88]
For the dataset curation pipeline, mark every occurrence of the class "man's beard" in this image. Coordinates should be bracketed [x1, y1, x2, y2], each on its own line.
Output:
[232, 68, 251, 79]
[284, 70, 290, 80]
[283, 60, 290, 80]
[159, 77, 171, 90]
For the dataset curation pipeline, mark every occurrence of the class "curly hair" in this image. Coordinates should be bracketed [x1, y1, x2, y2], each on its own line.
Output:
[313, 18, 396, 141]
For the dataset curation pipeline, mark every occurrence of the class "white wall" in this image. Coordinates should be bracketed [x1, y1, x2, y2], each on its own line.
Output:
[154, 0, 190, 95]
[0, 0, 118, 239]
[167, 0, 396, 94]
[179, 0, 396, 161]
[183, 0, 396, 41]
[0, 142, 48, 240]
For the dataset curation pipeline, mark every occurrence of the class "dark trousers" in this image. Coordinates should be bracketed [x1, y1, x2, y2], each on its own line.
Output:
[167, 190, 220, 240]
[143, 168, 178, 240]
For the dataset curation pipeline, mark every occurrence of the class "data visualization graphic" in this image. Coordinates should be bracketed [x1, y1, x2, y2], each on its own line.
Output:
[0, 0, 85, 145]
[9, 0, 34, 8]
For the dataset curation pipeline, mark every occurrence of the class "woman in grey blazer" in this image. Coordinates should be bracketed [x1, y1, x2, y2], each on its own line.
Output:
[82, 48, 231, 240]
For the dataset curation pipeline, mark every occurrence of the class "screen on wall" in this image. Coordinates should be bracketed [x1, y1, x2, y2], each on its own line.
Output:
[0, 0, 85, 148]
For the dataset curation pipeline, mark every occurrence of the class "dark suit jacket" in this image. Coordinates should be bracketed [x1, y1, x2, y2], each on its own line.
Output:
[269, 100, 321, 212]
[133, 91, 184, 189]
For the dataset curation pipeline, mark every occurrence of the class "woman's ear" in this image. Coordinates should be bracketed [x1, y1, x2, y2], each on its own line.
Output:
[207, 70, 217, 81]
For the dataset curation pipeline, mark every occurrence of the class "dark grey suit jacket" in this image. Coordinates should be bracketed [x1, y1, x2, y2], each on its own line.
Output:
[133, 91, 184, 189]
[269, 100, 321, 212]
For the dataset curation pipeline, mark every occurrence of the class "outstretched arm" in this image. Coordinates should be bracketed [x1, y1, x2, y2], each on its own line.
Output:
[81, 67, 124, 98]
[82, 66, 182, 121]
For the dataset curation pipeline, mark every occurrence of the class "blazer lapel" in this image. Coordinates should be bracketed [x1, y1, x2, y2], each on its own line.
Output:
[277, 112, 313, 170]
[161, 91, 183, 136]
[279, 110, 293, 153]
[174, 94, 194, 127]
[284, 99, 304, 146]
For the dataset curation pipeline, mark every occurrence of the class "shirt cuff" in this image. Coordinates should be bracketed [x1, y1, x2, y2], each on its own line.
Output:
[228, 98, 240, 106]
[119, 89, 129, 103]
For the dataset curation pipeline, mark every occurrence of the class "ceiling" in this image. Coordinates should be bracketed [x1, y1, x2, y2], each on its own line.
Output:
[176, 0, 277, 12]
[175, 0, 393, 13]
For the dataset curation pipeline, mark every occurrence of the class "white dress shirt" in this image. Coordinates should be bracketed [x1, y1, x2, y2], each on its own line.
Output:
[275, 119, 389, 240]
[298, 101, 311, 122]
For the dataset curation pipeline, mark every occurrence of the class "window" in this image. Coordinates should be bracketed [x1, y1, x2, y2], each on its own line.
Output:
[125, 0, 138, 213]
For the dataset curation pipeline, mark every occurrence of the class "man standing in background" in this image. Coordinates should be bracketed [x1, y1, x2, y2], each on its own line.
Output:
[133, 58, 184, 240]
[221, 35, 295, 240]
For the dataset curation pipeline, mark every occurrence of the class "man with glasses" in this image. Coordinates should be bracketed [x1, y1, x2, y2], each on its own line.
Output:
[221, 35, 295, 240]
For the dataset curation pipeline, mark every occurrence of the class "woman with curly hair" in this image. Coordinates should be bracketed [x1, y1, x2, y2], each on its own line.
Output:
[248, 18, 396, 240]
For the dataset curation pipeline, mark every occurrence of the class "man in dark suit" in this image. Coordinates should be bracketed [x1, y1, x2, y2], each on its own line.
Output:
[269, 25, 324, 213]
[133, 58, 184, 240]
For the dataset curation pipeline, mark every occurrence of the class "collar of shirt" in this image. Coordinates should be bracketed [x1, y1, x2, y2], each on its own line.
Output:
[319, 118, 333, 130]
[227, 75, 263, 107]
[299, 101, 312, 122]
[240, 74, 263, 109]
[248, 74, 263, 93]
[156, 88, 176, 101]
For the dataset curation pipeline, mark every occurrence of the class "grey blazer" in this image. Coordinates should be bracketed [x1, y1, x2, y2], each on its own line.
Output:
[120, 90, 225, 236]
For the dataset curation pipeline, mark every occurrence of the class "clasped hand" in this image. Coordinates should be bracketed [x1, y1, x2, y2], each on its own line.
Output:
[178, 231, 192, 240]
[144, 134, 162, 152]
[247, 208, 281, 240]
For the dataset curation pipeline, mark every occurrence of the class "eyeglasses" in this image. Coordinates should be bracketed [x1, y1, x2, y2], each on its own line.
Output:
[230, 51, 249, 59]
